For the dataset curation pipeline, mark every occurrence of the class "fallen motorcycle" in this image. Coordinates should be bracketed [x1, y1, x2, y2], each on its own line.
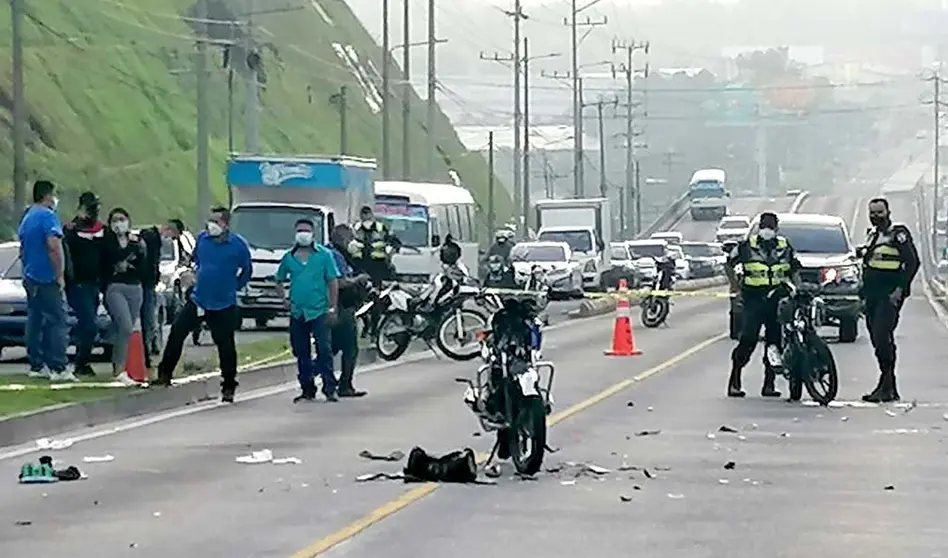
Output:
[458, 296, 554, 475]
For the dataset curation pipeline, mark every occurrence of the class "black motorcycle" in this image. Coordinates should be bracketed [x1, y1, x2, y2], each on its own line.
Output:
[770, 281, 839, 405]
[640, 257, 676, 328]
[458, 296, 554, 475]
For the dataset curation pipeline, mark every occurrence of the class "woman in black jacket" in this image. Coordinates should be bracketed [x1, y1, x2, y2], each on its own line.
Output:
[101, 208, 148, 383]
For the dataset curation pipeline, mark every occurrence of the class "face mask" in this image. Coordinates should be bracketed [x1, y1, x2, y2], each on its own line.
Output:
[111, 220, 129, 234]
[497, 237, 507, 244]
[206, 221, 224, 237]
[295, 231, 314, 245]
[758, 228, 776, 241]
[51, 196, 59, 210]
[869, 215, 889, 228]
[361, 219, 373, 228]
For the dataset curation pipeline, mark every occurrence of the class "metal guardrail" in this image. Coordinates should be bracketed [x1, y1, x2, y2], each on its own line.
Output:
[636, 191, 691, 239]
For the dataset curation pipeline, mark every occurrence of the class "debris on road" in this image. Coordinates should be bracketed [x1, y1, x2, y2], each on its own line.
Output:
[724, 461, 736, 470]
[235, 450, 273, 464]
[560, 480, 576, 486]
[358, 450, 406, 462]
[82, 455, 115, 463]
[667, 493, 684, 499]
[14, 520, 32, 526]
[355, 472, 405, 482]
[884, 485, 895, 491]
[706, 433, 716, 440]
[718, 425, 738, 433]
[635, 430, 661, 437]
[718, 479, 729, 484]
[272, 457, 302, 465]
[619, 495, 633, 502]
[779, 432, 790, 438]
[884, 409, 898, 417]
[626, 401, 635, 407]
[485, 464, 502, 478]
[36, 438, 73, 450]
[647, 406, 654, 412]
[841, 416, 849, 422]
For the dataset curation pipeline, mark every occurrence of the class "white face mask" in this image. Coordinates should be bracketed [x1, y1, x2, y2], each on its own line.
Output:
[758, 228, 776, 241]
[51, 196, 59, 210]
[111, 219, 130, 234]
[206, 221, 224, 237]
[295, 231, 314, 245]
[361, 219, 373, 228]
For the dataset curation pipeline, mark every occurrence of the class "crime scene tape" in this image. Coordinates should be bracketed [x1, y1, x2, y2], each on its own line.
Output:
[480, 286, 934, 302]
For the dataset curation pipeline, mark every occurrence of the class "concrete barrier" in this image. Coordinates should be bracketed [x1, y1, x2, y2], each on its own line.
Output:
[572, 276, 729, 318]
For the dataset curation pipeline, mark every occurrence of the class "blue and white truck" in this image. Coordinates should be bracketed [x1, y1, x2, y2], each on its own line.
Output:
[688, 168, 729, 221]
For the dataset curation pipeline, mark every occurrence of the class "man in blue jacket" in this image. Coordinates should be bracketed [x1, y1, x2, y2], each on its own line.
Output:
[153, 206, 252, 402]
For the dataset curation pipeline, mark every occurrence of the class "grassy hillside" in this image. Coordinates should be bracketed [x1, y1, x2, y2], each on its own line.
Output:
[0, 0, 509, 237]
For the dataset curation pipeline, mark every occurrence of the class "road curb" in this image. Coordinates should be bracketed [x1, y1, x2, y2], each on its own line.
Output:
[571, 276, 728, 318]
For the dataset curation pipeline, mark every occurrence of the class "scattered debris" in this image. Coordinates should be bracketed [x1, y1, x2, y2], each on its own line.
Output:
[706, 433, 716, 440]
[543, 461, 611, 479]
[779, 432, 790, 438]
[903, 400, 918, 414]
[82, 455, 115, 464]
[358, 450, 405, 462]
[152, 512, 161, 518]
[667, 493, 684, 499]
[718, 479, 729, 485]
[884, 485, 895, 491]
[737, 435, 747, 441]
[272, 457, 302, 465]
[749, 423, 759, 430]
[942, 413, 948, 422]
[14, 520, 32, 526]
[635, 430, 661, 437]
[816, 413, 824, 419]
[626, 401, 635, 407]
[516, 473, 538, 481]
[355, 472, 405, 482]
[654, 466, 672, 472]
[884, 409, 898, 417]
[792, 417, 800, 423]
[36, 438, 73, 450]
[647, 406, 654, 412]
[724, 461, 736, 470]
[235, 450, 273, 464]
[642, 468, 653, 479]
[560, 480, 576, 486]
[544, 464, 563, 474]
[718, 425, 738, 433]
[471, 432, 482, 437]
[619, 495, 633, 502]
[841, 416, 849, 422]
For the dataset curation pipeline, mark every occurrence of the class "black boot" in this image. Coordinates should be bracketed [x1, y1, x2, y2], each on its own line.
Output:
[891, 373, 901, 402]
[862, 371, 899, 403]
[728, 367, 746, 398]
[861, 374, 885, 403]
[761, 369, 782, 398]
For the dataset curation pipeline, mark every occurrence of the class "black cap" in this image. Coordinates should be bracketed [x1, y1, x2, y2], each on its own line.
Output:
[78, 191, 100, 207]
[759, 211, 778, 224]
[360, 205, 373, 214]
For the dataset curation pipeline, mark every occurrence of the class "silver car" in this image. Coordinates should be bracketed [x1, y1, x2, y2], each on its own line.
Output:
[510, 242, 584, 298]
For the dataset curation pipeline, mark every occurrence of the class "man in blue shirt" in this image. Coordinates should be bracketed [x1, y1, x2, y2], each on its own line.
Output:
[276, 218, 341, 403]
[154, 206, 252, 403]
[17, 180, 73, 382]
[324, 224, 370, 397]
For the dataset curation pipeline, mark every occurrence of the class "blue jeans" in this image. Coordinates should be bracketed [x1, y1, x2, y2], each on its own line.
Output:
[141, 286, 157, 349]
[25, 279, 69, 372]
[66, 282, 99, 368]
[289, 314, 336, 396]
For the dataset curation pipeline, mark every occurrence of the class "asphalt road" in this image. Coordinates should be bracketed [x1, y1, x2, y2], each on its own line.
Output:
[1, 150, 940, 557]
[670, 195, 798, 242]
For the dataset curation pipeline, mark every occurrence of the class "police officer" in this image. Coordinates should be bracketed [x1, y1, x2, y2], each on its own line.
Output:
[725, 211, 801, 398]
[858, 197, 919, 403]
[487, 230, 513, 263]
[483, 254, 517, 289]
[347, 205, 400, 284]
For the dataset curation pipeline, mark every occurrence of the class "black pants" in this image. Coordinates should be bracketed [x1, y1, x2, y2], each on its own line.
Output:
[864, 296, 903, 375]
[332, 307, 360, 390]
[732, 295, 781, 372]
[157, 301, 239, 388]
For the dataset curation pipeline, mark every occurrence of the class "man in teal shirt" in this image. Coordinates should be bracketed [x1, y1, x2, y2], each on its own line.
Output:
[275, 218, 341, 402]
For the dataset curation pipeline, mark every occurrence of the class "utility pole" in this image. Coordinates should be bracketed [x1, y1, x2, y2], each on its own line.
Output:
[11, 0, 25, 211]
[195, 0, 210, 226]
[507, 0, 527, 236]
[244, 0, 259, 153]
[329, 85, 349, 155]
[564, 5, 606, 200]
[596, 100, 607, 197]
[401, 0, 411, 178]
[537, 152, 568, 199]
[381, 0, 391, 178]
[226, 60, 235, 153]
[425, 0, 436, 179]
[634, 160, 642, 236]
[612, 38, 649, 236]
[522, 37, 531, 233]
[488, 131, 496, 240]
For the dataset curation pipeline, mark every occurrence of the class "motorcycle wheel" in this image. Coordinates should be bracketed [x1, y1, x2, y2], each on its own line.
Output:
[436, 309, 489, 361]
[641, 296, 670, 328]
[508, 395, 547, 476]
[375, 312, 413, 361]
[802, 336, 839, 405]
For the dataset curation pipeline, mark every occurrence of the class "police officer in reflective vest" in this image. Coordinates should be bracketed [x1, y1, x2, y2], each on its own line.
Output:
[725, 212, 801, 398]
[347, 205, 401, 284]
[858, 197, 919, 403]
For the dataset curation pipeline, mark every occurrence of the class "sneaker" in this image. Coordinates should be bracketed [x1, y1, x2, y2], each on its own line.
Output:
[221, 386, 236, 403]
[50, 369, 79, 383]
[114, 371, 143, 387]
[293, 392, 316, 403]
[28, 367, 50, 379]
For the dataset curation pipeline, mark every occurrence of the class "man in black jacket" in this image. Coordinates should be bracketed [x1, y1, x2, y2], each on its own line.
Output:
[138, 225, 164, 365]
[63, 192, 106, 377]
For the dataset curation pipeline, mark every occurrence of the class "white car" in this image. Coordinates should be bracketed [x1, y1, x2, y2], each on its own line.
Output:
[509, 241, 584, 298]
[626, 240, 668, 284]
[649, 231, 683, 246]
[715, 215, 751, 244]
[666, 245, 691, 280]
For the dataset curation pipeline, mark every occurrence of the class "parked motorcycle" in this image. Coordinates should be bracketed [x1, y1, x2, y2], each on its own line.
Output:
[458, 296, 554, 475]
[768, 279, 840, 405]
[640, 257, 676, 328]
[359, 273, 489, 362]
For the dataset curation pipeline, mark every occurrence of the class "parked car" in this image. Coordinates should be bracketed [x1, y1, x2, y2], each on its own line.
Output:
[649, 231, 683, 246]
[510, 241, 584, 299]
[603, 242, 650, 288]
[625, 240, 667, 284]
[680, 241, 721, 278]
[730, 213, 862, 342]
[666, 245, 691, 280]
[0, 245, 114, 359]
[715, 215, 751, 243]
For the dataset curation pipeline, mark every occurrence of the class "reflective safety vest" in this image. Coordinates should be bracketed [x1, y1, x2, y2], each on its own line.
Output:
[743, 235, 792, 288]
[348, 222, 388, 261]
[865, 229, 903, 271]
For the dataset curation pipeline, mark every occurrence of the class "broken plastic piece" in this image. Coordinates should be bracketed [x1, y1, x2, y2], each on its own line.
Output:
[619, 495, 633, 502]
[272, 457, 302, 465]
[635, 430, 661, 437]
[355, 472, 405, 482]
[724, 461, 736, 470]
[235, 450, 273, 464]
[666, 493, 684, 499]
[82, 455, 115, 463]
[358, 450, 405, 462]
[718, 425, 738, 433]
[36, 438, 73, 450]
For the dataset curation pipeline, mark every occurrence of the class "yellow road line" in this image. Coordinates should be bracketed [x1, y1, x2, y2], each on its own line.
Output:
[288, 332, 728, 558]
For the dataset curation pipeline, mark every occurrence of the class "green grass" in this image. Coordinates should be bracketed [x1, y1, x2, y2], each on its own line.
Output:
[0, 0, 509, 238]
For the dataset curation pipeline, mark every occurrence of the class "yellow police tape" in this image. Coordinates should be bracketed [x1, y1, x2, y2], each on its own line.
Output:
[481, 286, 932, 302]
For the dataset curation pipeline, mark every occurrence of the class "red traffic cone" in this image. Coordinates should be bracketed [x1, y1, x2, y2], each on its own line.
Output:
[125, 320, 148, 383]
[605, 279, 642, 356]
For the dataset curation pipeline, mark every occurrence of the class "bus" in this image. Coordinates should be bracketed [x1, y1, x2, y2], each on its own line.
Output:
[688, 168, 729, 221]
[374, 181, 478, 282]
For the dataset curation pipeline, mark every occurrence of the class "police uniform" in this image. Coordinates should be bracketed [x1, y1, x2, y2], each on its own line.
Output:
[860, 222, 919, 403]
[347, 220, 397, 283]
[727, 234, 801, 398]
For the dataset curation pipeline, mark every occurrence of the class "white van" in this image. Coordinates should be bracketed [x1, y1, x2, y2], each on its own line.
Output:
[374, 181, 478, 282]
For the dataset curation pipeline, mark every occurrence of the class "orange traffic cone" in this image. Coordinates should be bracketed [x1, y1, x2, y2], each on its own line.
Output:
[605, 279, 642, 356]
[125, 320, 148, 383]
